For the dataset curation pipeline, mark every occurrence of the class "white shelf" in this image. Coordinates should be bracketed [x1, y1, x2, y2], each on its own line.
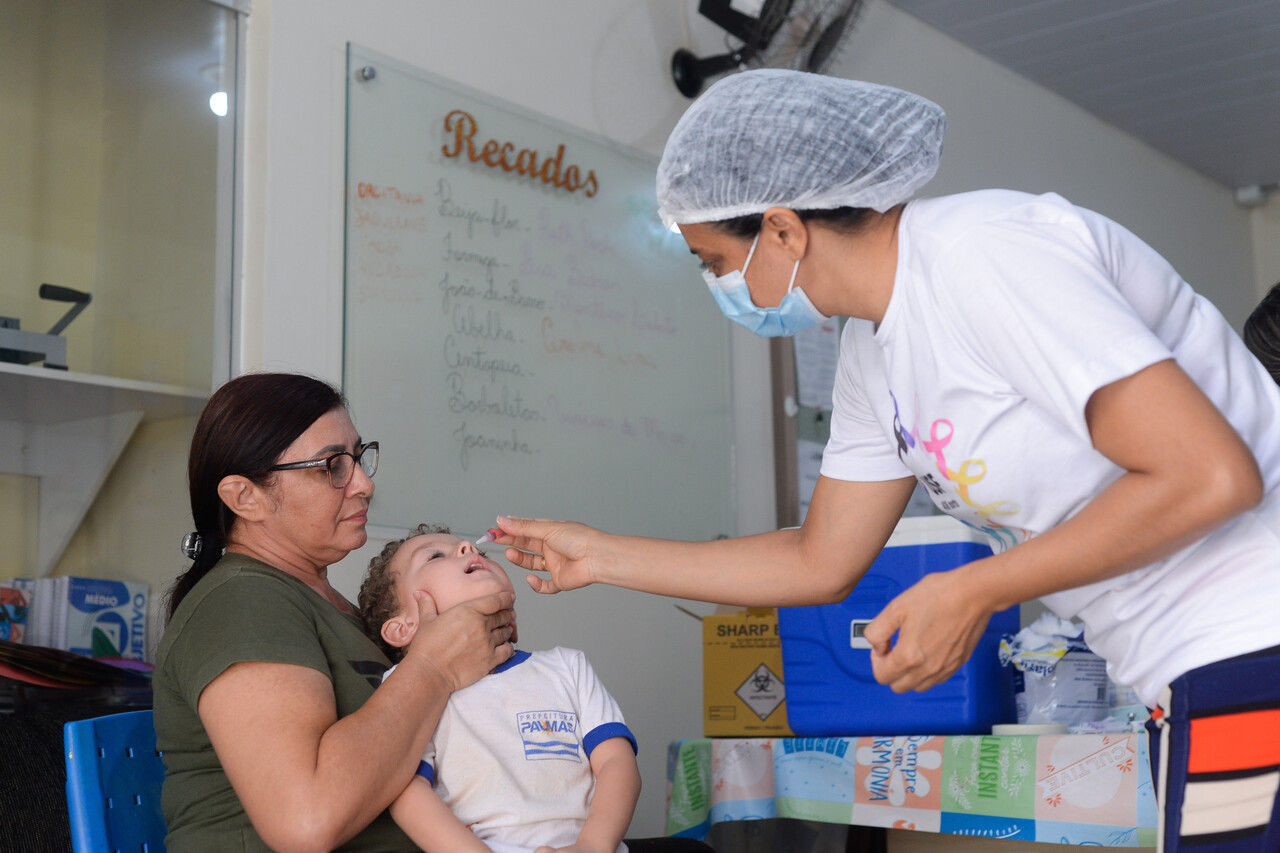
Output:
[0, 363, 211, 576]
[0, 362, 209, 425]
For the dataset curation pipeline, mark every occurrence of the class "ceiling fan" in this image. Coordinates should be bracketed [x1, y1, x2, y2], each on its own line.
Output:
[672, 0, 866, 98]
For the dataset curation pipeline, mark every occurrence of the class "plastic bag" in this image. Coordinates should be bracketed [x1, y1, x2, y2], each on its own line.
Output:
[998, 613, 1109, 727]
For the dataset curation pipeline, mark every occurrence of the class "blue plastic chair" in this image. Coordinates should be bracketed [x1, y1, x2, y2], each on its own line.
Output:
[64, 709, 166, 853]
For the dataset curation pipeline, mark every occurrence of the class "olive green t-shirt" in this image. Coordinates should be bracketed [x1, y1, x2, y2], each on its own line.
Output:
[153, 553, 417, 852]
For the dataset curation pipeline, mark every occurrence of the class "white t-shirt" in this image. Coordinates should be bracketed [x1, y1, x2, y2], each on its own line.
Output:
[822, 189, 1280, 706]
[385, 647, 634, 853]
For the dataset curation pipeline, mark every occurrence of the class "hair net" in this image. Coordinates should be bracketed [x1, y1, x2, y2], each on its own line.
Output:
[656, 70, 945, 227]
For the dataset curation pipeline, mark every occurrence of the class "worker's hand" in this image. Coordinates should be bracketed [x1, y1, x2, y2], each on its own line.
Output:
[491, 515, 600, 595]
[863, 564, 994, 693]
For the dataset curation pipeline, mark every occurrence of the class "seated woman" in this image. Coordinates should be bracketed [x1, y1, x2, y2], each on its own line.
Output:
[153, 372, 516, 852]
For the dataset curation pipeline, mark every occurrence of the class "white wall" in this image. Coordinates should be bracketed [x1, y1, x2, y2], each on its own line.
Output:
[1251, 200, 1280, 299]
[240, 0, 1271, 837]
[242, 1, 738, 837]
[832, 1, 1259, 327]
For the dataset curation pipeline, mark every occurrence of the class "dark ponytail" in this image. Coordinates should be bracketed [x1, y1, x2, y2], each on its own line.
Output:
[165, 373, 346, 623]
[1244, 282, 1280, 387]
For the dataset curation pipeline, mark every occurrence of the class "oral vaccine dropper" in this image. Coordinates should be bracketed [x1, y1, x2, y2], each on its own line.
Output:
[475, 527, 503, 546]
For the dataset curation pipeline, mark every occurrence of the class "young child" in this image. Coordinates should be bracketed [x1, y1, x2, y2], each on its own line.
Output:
[358, 524, 640, 853]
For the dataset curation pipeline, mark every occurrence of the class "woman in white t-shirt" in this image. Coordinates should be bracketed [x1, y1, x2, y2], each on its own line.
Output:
[496, 70, 1280, 852]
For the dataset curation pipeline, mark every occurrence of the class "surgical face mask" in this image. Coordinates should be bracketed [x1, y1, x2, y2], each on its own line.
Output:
[701, 232, 827, 337]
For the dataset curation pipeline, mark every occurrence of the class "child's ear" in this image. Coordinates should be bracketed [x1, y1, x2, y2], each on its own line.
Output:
[380, 612, 415, 650]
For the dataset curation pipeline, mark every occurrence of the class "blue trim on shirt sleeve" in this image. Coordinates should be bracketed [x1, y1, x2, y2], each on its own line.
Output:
[583, 722, 637, 757]
[416, 760, 435, 785]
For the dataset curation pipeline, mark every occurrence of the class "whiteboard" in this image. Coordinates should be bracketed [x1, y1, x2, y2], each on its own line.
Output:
[342, 45, 734, 542]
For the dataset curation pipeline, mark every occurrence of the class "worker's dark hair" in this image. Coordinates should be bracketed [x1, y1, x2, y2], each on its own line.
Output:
[1244, 282, 1280, 386]
[711, 205, 875, 238]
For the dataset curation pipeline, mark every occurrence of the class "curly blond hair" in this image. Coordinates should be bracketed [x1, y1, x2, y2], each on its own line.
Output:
[357, 523, 451, 662]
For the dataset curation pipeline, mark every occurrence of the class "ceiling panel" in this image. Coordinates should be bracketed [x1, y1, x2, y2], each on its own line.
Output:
[886, 0, 1280, 192]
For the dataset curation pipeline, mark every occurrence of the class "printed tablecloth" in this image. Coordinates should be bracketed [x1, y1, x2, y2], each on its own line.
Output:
[666, 735, 1157, 847]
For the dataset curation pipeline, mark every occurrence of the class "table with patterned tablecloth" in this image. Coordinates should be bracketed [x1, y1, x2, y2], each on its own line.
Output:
[666, 734, 1157, 847]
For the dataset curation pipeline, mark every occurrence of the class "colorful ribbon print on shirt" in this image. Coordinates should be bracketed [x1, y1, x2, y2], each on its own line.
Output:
[890, 392, 1030, 549]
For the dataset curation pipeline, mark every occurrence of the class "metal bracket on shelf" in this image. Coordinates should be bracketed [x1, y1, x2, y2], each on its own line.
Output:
[0, 284, 92, 370]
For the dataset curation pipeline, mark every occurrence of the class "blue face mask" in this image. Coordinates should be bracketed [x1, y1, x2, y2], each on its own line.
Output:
[701, 232, 827, 337]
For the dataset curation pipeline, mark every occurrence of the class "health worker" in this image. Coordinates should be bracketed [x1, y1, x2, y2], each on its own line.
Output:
[496, 70, 1280, 853]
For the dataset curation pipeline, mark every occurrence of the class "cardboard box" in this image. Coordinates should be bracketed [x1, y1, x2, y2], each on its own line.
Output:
[703, 608, 793, 737]
[0, 586, 29, 643]
[10, 576, 149, 660]
[61, 577, 150, 660]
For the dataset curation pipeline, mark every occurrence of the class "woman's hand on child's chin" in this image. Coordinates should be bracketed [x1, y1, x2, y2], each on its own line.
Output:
[404, 590, 517, 691]
[414, 587, 518, 644]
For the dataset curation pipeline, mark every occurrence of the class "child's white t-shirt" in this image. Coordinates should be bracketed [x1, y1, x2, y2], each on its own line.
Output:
[822, 189, 1280, 706]
[385, 646, 634, 853]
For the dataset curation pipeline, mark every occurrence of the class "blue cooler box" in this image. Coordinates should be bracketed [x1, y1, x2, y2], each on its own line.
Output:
[778, 516, 1018, 736]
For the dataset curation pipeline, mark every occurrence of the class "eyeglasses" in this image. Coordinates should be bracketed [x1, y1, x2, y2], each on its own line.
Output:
[270, 441, 379, 489]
